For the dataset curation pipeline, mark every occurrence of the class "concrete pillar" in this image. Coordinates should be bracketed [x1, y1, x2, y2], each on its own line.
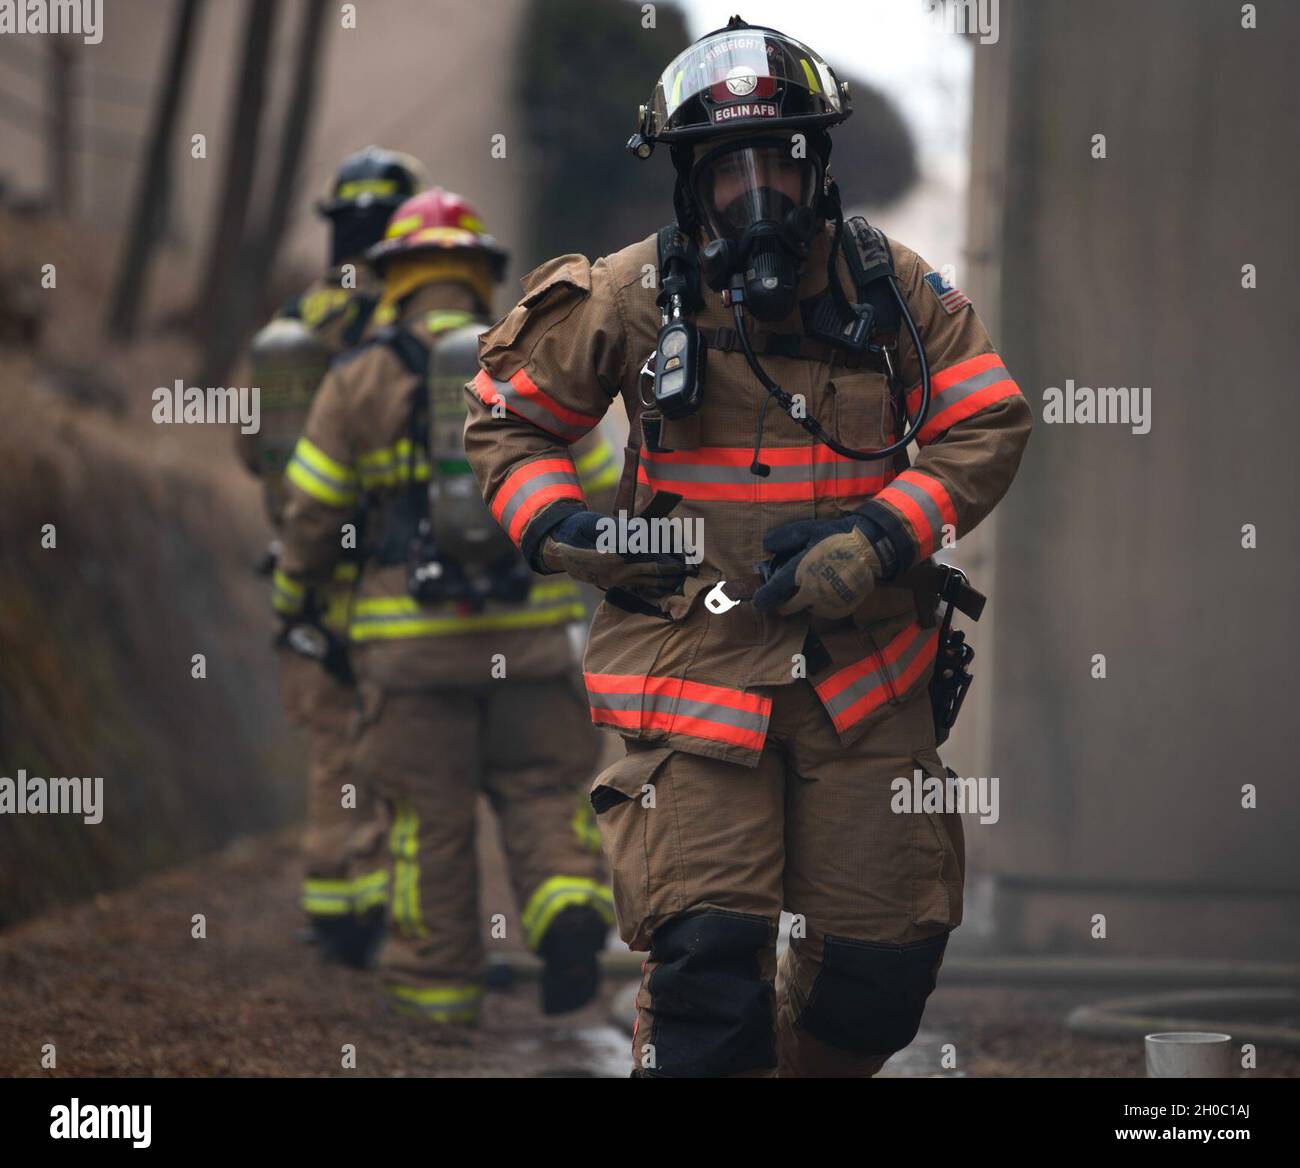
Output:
[965, 0, 1299, 957]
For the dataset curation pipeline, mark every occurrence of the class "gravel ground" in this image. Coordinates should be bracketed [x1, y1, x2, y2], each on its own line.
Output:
[3, 830, 1294, 1078]
[0, 830, 630, 1078]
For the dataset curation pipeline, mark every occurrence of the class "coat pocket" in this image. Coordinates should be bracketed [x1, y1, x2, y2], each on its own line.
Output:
[865, 612, 939, 710]
[909, 749, 965, 929]
[478, 254, 592, 360]
[589, 744, 676, 948]
[829, 370, 895, 450]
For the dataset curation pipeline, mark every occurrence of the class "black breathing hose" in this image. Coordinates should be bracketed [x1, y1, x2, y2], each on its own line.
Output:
[735, 271, 931, 467]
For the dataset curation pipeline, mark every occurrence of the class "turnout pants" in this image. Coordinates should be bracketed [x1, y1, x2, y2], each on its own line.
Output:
[352, 676, 613, 1022]
[280, 652, 386, 920]
[592, 680, 964, 1077]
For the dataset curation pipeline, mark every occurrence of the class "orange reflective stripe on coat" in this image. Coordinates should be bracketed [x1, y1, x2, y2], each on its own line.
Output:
[491, 454, 584, 544]
[636, 444, 892, 503]
[585, 672, 772, 754]
[905, 352, 1021, 445]
[814, 622, 939, 736]
[871, 469, 958, 559]
[472, 367, 601, 443]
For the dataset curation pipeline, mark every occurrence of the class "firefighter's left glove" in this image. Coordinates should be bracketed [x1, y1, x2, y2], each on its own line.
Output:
[754, 516, 882, 619]
[540, 510, 688, 599]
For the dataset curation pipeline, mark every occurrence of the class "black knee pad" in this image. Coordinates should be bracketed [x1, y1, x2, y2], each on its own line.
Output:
[644, 909, 776, 1077]
[798, 930, 950, 1057]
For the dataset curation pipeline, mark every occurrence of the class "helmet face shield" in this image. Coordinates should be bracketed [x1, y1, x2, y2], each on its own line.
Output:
[316, 147, 428, 218]
[645, 26, 846, 144]
[692, 141, 819, 242]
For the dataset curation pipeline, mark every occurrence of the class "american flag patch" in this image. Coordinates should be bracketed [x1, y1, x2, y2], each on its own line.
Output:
[924, 271, 972, 315]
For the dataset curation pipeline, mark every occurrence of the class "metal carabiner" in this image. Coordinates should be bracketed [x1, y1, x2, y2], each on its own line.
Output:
[637, 349, 658, 408]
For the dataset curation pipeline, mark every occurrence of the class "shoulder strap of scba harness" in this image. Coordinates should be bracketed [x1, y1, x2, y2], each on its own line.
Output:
[341, 292, 380, 348]
[373, 323, 433, 488]
[841, 217, 900, 337]
[372, 318, 480, 475]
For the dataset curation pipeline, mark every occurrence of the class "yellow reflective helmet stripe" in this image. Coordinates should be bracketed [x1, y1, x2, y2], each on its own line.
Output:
[338, 177, 400, 201]
[384, 212, 423, 239]
[520, 875, 615, 951]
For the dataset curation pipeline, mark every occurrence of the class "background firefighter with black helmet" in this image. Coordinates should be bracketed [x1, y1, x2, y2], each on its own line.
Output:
[275, 187, 621, 1024]
[464, 18, 1032, 1076]
[241, 146, 428, 966]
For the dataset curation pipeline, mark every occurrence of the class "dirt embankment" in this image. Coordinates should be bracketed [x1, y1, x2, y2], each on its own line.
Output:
[0, 207, 302, 926]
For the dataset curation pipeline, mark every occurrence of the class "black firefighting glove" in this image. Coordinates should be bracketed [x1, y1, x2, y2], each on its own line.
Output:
[276, 615, 355, 686]
[753, 514, 888, 619]
[540, 510, 688, 599]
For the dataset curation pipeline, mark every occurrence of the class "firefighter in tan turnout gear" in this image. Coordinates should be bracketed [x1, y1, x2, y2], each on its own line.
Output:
[277, 187, 620, 1023]
[244, 147, 427, 966]
[464, 18, 1032, 1075]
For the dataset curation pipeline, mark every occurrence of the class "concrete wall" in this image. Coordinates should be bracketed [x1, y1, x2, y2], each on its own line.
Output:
[962, 0, 1299, 958]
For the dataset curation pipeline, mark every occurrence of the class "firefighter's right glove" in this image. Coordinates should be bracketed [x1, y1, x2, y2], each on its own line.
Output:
[540, 510, 688, 599]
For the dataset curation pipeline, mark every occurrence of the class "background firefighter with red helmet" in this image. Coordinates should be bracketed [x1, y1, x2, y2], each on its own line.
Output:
[464, 18, 1032, 1075]
[242, 146, 429, 967]
[275, 187, 620, 1023]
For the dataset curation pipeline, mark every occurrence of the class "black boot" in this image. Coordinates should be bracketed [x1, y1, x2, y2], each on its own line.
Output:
[311, 907, 386, 970]
[538, 905, 607, 1016]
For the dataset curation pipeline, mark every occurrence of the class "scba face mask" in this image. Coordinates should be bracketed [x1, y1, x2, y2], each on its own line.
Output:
[691, 140, 821, 321]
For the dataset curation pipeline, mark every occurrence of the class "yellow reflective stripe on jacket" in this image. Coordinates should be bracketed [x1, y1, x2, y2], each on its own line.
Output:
[389, 807, 427, 939]
[299, 286, 352, 329]
[322, 561, 360, 633]
[301, 878, 354, 917]
[287, 436, 358, 507]
[356, 438, 431, 489]
[272, 567, 306, 615]
[571, 796, 602, 855]
[351, 868, 390, 913]
[321, 591, 352, 634]
[350, 580, 584, 641]
[384, 983, 483, 1022]
[520, 875, 615, 951]
[301, 870, 389, 917]
[575, 437, 619, 494]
